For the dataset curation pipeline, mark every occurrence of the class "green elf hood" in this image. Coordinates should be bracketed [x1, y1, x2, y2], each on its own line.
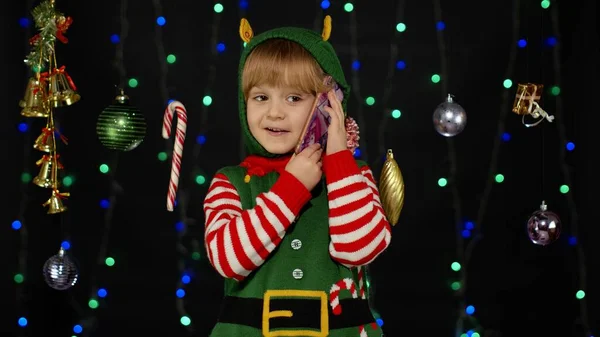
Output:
[237, 16, 350, 158]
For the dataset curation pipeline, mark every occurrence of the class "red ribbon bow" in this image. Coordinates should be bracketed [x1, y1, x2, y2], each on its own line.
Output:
[41, 127, 69, 145]
[53, 189, 69, 199]
[37, 154, 64, 169]
[53, 65, 77, 91]
[55, 16, 73, 44]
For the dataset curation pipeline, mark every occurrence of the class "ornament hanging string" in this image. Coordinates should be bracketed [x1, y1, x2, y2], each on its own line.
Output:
[162, 101, 188, 211]
[538, 5, 546, 200]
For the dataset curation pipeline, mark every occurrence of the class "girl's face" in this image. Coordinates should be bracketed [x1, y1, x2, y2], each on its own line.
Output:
[246, 84, 315, 155]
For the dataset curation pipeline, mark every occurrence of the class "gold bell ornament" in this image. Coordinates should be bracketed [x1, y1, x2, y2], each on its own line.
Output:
[48, 66, 80, 108]
[43, 189, 69, 214]
[19, 77, 49, 118]
[33, 125, 68, 152]
[378, 149, 405, 226]
[512, 83, 554, 127]
[33, 154, 62, 189]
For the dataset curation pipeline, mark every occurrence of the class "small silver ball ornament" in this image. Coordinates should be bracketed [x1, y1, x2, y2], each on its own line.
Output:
[433, 94, 467, 137]
[43, 247, 79, 290]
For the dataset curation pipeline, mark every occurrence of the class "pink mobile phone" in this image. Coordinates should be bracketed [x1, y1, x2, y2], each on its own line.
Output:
[295, 78, 344, 154]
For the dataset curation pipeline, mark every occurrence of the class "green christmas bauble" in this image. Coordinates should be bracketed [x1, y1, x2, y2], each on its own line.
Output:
[97, 92, 146, 151]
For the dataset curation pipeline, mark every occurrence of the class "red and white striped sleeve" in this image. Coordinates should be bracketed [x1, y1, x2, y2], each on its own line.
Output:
[323, 150, 392, 267]
[203, 170, 311, 281]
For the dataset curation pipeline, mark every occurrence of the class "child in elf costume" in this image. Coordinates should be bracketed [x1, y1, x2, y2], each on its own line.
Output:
[203, 16, 392, 337]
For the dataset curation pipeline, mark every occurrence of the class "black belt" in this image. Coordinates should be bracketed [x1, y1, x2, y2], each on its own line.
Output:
[218, 294, 375, 330]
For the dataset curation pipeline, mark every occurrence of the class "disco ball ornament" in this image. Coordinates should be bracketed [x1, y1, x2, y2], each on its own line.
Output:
[433, 94, 467, 137]
[527, 200, 561, 246]
[97, 90, 146, 151]
[43, 247, 79, 290]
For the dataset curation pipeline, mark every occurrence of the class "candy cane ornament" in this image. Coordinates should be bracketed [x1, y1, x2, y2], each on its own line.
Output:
[162, 101, 188, 211]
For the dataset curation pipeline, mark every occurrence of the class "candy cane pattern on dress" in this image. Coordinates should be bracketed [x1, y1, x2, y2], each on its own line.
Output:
[329, 278, 357, 315]
[162, 101, 188, 211]
[330, 273, 378, 337]
[355, 267, 379, 335]
[357, 266, 366, 299]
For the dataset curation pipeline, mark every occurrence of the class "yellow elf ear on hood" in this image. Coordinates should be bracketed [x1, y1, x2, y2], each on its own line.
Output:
[240, 16, 331, 42]
[239, 18, 254, 43]
[321, 15, 332, 41]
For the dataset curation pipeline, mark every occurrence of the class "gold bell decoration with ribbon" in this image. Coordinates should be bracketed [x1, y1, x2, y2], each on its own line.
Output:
[33, 154, 63, 189]
[19, 77, 49, 118]
[512, 83, 555, 127]
[21, 0, 77, 214]
[47, 65, 80, 108]
[33, 127, 54, 152]
[43, 188, 70, 214]
[33, 125, 68, 152]
[378, 149, 405, 226]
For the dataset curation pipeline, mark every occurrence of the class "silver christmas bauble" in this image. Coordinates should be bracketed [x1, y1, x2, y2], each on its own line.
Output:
[43, 248, 79, 290]
[433, 94, 467, 137]
[527, 201, 561, 246]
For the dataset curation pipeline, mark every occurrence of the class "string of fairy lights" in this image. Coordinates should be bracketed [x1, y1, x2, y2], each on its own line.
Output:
[346, 2, 368, 161]
[67, 0, 131, 335]
[152, 0, 226, 332]
[9, 1, 591, 336]
[180, 0, 223, 331]
[548, 3, 591, 335]
[14, 0, 36, 334]
[359, 0, 408, 327]
[424, 0, 591, 336]
[149, 0, 194, 332]
[374, 0, 405, 174]
[455, 0, 521, 334]
[429, 1, 476, 335]
[173, 0, 223, 325]
[312, 0, 323, 31]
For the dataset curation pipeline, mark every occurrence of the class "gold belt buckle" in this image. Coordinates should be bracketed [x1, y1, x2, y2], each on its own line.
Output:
[262, 289, 329, 337]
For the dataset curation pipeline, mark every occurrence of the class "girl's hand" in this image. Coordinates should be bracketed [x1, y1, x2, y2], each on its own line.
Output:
[285, 143, 323, 191]
[324, 90, 347, 155]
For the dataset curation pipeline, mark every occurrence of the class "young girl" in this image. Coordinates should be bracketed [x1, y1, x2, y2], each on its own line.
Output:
[203, 16, 392, 337]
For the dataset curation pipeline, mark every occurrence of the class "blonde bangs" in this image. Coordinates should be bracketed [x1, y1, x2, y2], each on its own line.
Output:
[242, 39, 329, 98]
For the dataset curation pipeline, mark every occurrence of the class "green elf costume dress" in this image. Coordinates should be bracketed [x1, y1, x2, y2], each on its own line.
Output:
[203, 16, 392, 337]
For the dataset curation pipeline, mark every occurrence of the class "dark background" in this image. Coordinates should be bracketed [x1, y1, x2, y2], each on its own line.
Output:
[2, 0, 598, 336]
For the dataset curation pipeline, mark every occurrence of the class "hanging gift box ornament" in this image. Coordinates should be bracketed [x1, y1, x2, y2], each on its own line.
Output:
[512, 83, 554, 127]
[526, 200, 561, 246]
[96, 90, 146, 151]
[48, 66, 80, 108]
[43, 188, 69, 214]
[33, 154, 62, 189]
[433, 94, 467, 137]
[378, 149, 405, 226]
[43, 247, 78, 290]
[19, 77, 49, 118]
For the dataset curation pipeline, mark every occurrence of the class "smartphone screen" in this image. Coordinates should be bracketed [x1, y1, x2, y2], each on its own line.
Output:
[295, 79, 344, 154]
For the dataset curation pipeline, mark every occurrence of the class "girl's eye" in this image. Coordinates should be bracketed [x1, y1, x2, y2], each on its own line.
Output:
[254, 95, 268, 102]
[287, 96, 301, 103]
